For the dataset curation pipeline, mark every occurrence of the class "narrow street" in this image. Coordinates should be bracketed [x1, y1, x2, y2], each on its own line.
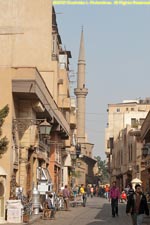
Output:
[2, 196, 150, 225]
[33, 196, 133, 225]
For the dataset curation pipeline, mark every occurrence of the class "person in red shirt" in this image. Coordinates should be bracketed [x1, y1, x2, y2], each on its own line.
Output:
[109, 181, 120, 217]
[120, 191, 127, 203]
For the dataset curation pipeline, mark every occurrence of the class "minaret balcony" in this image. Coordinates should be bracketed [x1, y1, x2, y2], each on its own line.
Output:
[74, 87, 88, 97]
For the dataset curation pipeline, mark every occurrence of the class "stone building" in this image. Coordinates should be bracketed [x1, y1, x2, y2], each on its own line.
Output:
[0, 1, 97, 222]
[140, 111, 150, 193]
[0, 1, 75, 222]
[105, 99, 150, 190]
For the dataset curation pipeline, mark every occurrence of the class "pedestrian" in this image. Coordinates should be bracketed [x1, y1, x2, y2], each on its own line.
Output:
[90, 186, 94, 198]
[126, 183, 134, 200]
[63, 185, 70, 211]
[105, 185, 110, 199]
[126, 183, 149, 225]
[73, 185, 78, 198]
[95, 186, 99, 197]
[80, 184, 87, 207]
[120, 191, 127, 203]
[109, 181, 120, 217]
[87, 185, 90, 197]
[46, 193, 56, 219]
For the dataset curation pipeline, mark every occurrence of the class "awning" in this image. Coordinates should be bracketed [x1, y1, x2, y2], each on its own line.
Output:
[12, 67, 70, 137]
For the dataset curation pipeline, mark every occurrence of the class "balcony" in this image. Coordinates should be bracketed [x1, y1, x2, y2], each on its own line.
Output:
[129, 128, 141, 137]
[58, 97, 71, 109]
[12, 67, 70, 136]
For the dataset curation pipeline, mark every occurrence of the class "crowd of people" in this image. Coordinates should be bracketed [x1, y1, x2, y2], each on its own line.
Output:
[44, 181, 150, 225]
[44, 183, 99, 218]
[109, 181, 150, 225]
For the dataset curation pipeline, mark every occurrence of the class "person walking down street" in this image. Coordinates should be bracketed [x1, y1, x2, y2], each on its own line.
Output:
[109, 181, 120, 217]
[126, 183, 149, 225]
[73, 185, 78, 198]
[105, 185, 110, 199]
[87, 185, 90, 197]
[90, 186, 94, 198]
[63, 185, 70, 211]
[80, 184, 87, 207]
[126, 183, 134, 200]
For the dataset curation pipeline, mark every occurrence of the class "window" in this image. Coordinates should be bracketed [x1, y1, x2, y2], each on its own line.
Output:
[121, 150, 123, 164]
[128, 144, 133, 162]
[131, 108, 134, 111]
[116, 108, 120, 112]
[131, 118, 137, 128]
[37, 167, 52, 182]
[128, 144, 130, 161]
[52, 35, 56, 54]
[139, 118, 144, 126]
[130, 144, 133, 161]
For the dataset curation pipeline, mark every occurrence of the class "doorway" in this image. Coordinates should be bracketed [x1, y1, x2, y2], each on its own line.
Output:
[0, 182, 4, 218]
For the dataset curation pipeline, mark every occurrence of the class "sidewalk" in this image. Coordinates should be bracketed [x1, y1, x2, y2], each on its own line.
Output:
[25, 208, 150, 225]
[27, 213, 42, 224]
[1, 197, 150, 225]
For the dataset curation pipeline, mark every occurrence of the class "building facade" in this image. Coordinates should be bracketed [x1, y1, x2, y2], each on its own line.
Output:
[0, 1, 75, 222]
[0, 1, 97, 222]
[105, 99, 150, 190]
[140, 111, 150, 193]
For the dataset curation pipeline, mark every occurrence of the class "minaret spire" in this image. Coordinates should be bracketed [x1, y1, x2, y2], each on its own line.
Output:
[74, 28, 88, 145]
[78, 26, 85, 62]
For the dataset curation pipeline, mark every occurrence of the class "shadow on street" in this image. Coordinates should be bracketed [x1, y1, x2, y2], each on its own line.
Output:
[87, 202, 132, 225]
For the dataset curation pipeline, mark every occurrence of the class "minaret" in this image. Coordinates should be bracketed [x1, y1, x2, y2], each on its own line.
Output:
[74, 28, 88, 144]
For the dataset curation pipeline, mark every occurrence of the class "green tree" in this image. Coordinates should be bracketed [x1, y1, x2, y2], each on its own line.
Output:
[95, 156, 109, 184]
[0, 104, 9, 157]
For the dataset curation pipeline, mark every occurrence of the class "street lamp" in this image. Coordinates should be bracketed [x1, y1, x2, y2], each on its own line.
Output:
[12, 117, 53, 152]
[39, 119, 52, 136]
[70, 153, 77, 160]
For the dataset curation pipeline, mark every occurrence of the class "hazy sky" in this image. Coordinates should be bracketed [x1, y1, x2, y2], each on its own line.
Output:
[54, 4, 150, 159]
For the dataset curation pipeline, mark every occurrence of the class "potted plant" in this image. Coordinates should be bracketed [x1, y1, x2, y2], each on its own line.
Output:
[23, 203, 30, 223]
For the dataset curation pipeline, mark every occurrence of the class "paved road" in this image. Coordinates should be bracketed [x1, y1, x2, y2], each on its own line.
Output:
[2, 196, 150, 225]
[33, 196, 133, 225]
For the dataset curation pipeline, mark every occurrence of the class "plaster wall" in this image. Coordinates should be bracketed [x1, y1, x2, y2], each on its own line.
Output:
[0, 68, 13, 200]
[0, 0, 52, 71]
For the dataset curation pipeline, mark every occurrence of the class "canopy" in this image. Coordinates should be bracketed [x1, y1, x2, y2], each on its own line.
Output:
[131, 178, 142, 184]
